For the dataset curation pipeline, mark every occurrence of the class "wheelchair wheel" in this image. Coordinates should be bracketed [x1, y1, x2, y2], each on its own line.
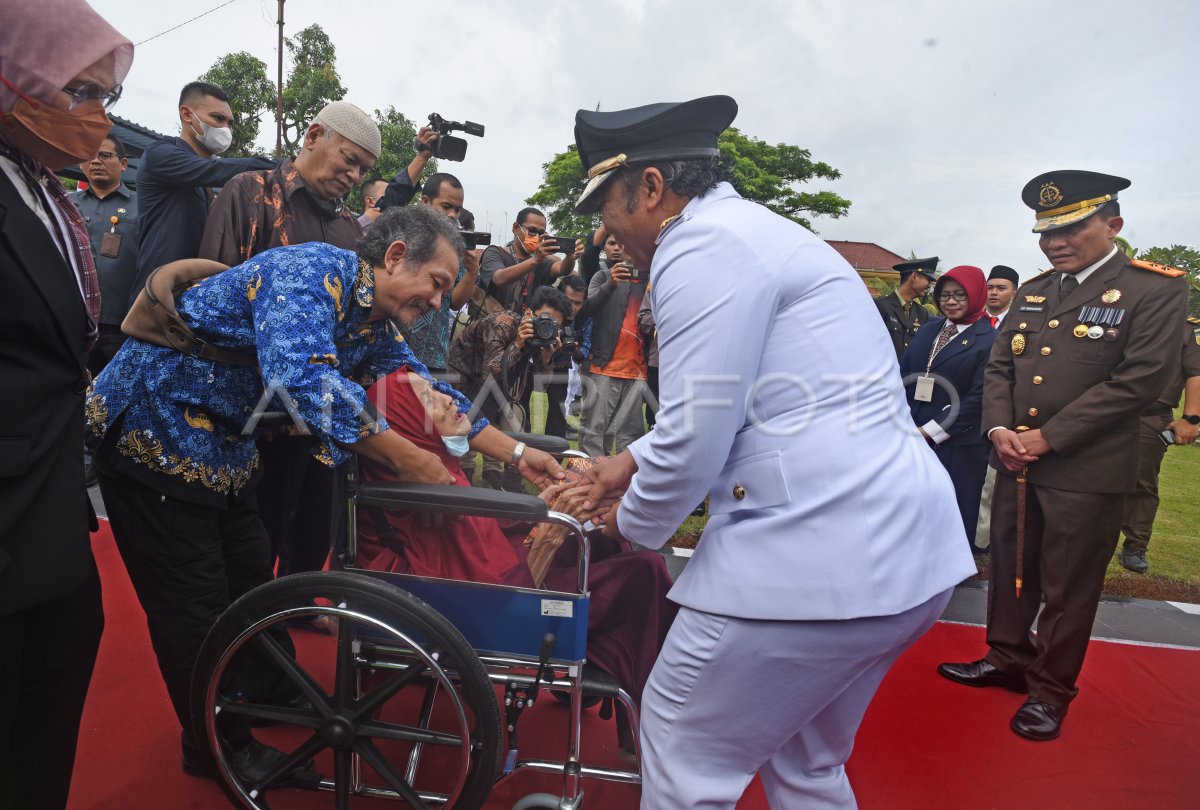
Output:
[191, 571, 503, 809]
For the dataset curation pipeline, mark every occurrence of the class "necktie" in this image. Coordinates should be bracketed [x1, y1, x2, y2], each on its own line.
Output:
[989, 315, 999, 329]
[931, 321, 957, 357]
[1060, 274, 1078, 296]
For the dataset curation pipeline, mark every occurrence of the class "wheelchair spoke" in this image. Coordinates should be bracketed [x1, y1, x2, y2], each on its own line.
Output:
[334, 612, 355, 710]
[246, 732, 324, 792]
[333, 748, 351, 810]
[215, 698, 323, 729]
[359, 719, 463, 747]
[349, 660, 429, 722]
[251, 629, 333, 717]
[354, 738, 429, 809]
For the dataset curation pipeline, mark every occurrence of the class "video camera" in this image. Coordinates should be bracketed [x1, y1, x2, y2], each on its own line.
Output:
[461, 230, 492, 250]
[427, 112, 485, 162]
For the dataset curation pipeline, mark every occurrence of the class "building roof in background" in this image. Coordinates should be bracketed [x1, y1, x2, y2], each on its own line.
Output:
[825, 240, 908, 272]
[59, 114, 169, 189]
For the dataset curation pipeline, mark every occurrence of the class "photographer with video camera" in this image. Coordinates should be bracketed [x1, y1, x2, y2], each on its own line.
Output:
[448, 285, 574, 491]
[480, 207, 583, 313]
[376, 112, 484, 211]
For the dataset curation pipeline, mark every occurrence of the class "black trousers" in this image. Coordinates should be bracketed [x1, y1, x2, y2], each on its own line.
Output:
[544, 378, 569, 438]
[0, 565, 103, 810]
[99, 471, 276, 747]
[257, 436, 339, 576]
[933, 441, 989, 547]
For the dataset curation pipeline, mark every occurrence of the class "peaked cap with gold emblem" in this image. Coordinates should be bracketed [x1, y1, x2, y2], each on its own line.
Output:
[573, 95, 738, 214]
[1021, 170, 1130, 233]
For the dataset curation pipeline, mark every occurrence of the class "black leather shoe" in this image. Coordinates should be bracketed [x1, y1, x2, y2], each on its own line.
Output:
[182, 737, 317, 786]
[937, 659, 1027, 692]
[1120, 548, 1149, 574]
[1011, 698, 1067, 741]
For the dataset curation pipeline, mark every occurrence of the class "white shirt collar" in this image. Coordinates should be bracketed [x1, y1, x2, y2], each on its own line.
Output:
[1065, 245, 1118, 288]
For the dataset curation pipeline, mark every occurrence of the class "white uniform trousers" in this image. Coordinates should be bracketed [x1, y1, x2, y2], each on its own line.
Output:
[639, 588, 953, 810]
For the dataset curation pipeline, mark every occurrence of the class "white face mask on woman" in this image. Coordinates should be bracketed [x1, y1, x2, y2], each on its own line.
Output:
[186, 109, 232, 154]
[440, 433, 470, 458]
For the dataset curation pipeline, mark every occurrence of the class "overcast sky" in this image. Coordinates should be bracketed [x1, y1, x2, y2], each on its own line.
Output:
[90, 0, 1198, 279]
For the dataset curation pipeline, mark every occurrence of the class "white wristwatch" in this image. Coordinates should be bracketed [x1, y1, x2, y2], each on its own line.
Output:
[510, 441, 526, 466]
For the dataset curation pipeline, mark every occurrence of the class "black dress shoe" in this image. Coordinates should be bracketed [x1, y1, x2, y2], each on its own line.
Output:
[1011, 697, 1067, 741]
[182, 736, 317, 785]
[937, 659, 1028, 693]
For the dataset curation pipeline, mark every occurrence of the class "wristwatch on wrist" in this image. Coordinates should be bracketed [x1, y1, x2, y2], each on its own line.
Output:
[1183, 414, 1200, 425]
[510, 441, 526, 466]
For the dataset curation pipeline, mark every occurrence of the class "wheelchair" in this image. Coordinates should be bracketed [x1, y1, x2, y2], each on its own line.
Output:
[189, 432, 644, 809]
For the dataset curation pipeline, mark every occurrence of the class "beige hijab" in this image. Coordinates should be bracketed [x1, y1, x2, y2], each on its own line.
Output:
[0, 0, 133, 113]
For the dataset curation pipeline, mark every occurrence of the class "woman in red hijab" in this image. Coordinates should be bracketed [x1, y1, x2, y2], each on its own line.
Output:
[899, 265, 998, 549]
[356, 368, 677, 751]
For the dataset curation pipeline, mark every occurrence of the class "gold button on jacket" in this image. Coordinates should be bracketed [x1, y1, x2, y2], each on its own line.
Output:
[733, 485, 746, 501]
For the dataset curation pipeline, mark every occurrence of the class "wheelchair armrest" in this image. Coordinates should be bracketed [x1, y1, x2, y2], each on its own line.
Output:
[356, 481, 548, 522]
[504, 432, 570, 455]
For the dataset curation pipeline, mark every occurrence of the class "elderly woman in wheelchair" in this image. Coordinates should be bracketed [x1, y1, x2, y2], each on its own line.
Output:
[190, 367, 676, 809]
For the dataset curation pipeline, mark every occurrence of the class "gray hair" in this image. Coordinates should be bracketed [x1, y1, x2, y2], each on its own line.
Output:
[356, 204, 466, 267]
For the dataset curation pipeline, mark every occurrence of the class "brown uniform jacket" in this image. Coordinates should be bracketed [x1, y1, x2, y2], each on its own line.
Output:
[982, 250, 1188, 493]
[1146, 317, 1200, 412]
[198, 158, 362, 264]
[875, 290, 930, 359]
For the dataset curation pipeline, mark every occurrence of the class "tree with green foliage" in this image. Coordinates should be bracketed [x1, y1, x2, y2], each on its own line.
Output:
[280, 24, 346, 152]
[199, 52, 276, 157]
[1138, 244, 1200, 317]
[526, 128, 851, 235]
[343, 106, 438, 214]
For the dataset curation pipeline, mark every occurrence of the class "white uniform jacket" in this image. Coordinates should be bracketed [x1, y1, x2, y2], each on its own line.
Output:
[620, 183, 976, 621]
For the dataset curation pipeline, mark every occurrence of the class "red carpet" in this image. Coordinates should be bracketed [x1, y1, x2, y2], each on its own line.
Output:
[71, 522, 1200, 809]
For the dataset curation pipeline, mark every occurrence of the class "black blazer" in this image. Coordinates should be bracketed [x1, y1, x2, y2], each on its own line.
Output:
[899, 317, 997, 447]
[0, 169, 95, 615]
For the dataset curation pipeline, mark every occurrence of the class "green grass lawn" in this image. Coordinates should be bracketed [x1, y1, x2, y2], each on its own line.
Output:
[1108, 441, 1200, 586]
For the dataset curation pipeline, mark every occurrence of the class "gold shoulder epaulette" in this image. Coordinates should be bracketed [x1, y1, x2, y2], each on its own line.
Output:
[1020, 269, 1055, 286]
[1130, 259, 1186, 278]
[1188, 316, 1200, 325]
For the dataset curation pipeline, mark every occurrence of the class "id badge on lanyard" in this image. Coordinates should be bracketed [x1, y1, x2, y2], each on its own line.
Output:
[914, 375, 935, 402]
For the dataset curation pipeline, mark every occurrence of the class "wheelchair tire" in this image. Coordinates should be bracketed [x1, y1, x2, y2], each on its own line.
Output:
[190, 570, 503, 810]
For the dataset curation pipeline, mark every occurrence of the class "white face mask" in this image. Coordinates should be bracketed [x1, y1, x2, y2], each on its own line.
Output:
[187, 111, 233, 155]
[441, 433, 470, 458]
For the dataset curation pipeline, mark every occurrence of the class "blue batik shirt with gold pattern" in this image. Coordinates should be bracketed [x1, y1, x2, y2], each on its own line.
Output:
[87, 242, 487, 506]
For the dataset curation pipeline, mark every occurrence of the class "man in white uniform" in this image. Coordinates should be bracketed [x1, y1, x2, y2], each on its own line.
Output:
[575, 96, 976, 809]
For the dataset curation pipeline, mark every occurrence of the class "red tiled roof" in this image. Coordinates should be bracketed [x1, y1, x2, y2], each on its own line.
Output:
[825, 240, 907, 272]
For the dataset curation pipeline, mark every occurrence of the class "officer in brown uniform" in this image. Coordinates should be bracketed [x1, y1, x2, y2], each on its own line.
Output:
[1118, 316, 1200, 572]
[876, 257, 937, 358]
[938, 170, 1189, 741]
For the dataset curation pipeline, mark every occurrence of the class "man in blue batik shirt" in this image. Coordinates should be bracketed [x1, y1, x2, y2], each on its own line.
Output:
[88, 205, 562, 781]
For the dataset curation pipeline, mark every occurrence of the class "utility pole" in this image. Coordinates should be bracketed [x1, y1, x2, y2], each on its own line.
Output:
[275, 0, 285, 156]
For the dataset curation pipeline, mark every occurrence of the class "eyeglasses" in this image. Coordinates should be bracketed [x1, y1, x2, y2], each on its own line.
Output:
[937, 291, 969, 302]
[61, 82, 123, 111]
[519, 224, 546, 237]
[94, 150, 122, 161]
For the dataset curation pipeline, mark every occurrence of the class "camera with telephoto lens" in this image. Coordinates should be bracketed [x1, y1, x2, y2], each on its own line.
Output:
[559, 323, 578, 353]
[460, 230, 492, 249]
[426, 112, 485, 162]
[527, 313, 560, 348]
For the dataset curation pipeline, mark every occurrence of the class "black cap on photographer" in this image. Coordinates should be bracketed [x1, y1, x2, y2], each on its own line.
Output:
[573, 95, 738, 214]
